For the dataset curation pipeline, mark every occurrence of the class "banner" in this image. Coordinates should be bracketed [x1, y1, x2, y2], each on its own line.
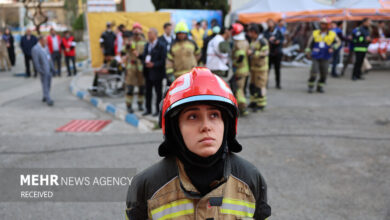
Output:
[87, 12, 171, 68]
[160, 9, 223, 30]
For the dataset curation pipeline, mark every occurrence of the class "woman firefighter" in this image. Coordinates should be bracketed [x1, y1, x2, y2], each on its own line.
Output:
[125, 67, 271, 219]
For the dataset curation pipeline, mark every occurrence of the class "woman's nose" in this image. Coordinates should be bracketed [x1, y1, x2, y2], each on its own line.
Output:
[200, 116, 212, 132]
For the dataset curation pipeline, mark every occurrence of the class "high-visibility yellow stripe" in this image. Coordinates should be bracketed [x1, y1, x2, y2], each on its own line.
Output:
[166, 68, 174, 74]
[125, 210, 129, 220]
[221, 208, 254, 217]
[235, 50, 246, 57]
[158, 209, 194, 220]
[151, 199, 192, 215]
[354, 47, 368, 52]
[222, 198, 256, 209]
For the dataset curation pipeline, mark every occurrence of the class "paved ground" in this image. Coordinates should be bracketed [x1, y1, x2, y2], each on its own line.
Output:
[0, 52, 389, 220]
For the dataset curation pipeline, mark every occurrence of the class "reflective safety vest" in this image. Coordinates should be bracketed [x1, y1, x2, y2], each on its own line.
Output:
[166, 39, 200, 78]
[126, 155, 271, 219]
[232, 39, 250, 77]
[311, 30, 336, 60]
[352, 26, 370, 52]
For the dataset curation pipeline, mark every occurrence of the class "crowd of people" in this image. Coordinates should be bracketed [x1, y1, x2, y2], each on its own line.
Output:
[0, 27, 78, 78]
[18, 28, 77, 106]
[95, 16, 387, 117]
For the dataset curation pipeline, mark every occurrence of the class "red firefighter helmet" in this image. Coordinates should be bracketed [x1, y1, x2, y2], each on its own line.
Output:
[160, 67, 238, 137]
[132, 22, 142, 30]
[231, 23, 244, 36]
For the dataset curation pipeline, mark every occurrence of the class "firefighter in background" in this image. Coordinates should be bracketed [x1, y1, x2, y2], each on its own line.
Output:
[247, 23, 269, 112]
[166, 21, 200, 84]
[305, 18, 340, 93]
[231, 23, 250, 116]
[124, 23, 147, 113]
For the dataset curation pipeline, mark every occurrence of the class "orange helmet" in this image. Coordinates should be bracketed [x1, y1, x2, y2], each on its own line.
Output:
[159, 67, 241, 155]
[231, 23, 244, 36]
[132, 22, 142, 30]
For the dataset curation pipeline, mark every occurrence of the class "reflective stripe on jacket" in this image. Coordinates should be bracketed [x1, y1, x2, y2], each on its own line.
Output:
[126, 154, 271, 220]
[353, 26, 370, 52]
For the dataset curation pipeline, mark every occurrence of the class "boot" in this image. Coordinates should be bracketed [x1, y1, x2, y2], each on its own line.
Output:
[138, 102, 144, 111]
[248, 102, 256, 110]
[317, 86, 324, 93]
[308, 87, 314, 93]
[239, 108, 249, 117]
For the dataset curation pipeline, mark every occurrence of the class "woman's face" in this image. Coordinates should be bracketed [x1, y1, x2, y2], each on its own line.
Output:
[179, 104, 224, 158]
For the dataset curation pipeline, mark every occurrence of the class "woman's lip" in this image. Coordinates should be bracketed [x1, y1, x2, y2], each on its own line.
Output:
[199, 137, 215, 142]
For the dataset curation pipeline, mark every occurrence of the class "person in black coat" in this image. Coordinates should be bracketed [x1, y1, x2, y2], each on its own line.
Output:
[264, 19, 284, 89]
[3, 27, 15, 66]
[100, 22, 116, 64]
[20, 29, 38, 77]
[142, 28, 167, 117]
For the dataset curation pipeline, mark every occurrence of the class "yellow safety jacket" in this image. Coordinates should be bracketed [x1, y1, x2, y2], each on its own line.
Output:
[126, 155, 271, 220]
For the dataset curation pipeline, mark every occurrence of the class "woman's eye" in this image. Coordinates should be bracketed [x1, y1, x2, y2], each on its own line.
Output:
[188, 114, 196, 120]
[210, 112, 220, 118]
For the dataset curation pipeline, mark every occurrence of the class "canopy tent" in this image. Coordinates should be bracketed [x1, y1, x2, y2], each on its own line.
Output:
[232, 0, 390, 23]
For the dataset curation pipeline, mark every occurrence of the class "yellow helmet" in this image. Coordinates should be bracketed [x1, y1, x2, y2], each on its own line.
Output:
[174, 21, 189, 34]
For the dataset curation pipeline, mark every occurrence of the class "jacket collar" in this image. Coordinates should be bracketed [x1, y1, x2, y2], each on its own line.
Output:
[176, 155, 231, 199]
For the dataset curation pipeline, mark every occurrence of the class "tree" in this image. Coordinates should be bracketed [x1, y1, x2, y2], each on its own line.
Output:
[152, 0, 229, 22]
[64, 0, 86, 28]
[22, 0, 48, 35]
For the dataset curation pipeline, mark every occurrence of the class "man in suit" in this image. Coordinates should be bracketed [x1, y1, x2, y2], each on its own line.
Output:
[158, 22, 174, 51]
[32, 36, 55, 106]
[143, 28, 166, 116]
[20, 29, 38, 77]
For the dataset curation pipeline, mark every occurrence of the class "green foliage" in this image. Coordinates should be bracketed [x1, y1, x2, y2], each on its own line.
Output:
[152, 0, 229, 18]
[72, 13, 85, 30]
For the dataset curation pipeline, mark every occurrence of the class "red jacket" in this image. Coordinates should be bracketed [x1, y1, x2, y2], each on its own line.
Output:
[62, 36, 76, 57]
[47, 35, 62, 54]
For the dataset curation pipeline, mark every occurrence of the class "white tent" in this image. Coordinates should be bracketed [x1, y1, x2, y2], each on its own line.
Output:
[231, 0, 390, 23]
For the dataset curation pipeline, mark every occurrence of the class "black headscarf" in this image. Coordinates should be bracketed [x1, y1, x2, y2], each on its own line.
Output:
[160, 104, 231, 195]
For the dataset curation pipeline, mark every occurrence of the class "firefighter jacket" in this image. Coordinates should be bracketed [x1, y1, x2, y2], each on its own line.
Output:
[166, 39, 200, 78]
[307, 30, 340, 60]
[232, 34, 250, 77]
[249, 36, 269, 72]
[126, 154, 271, 220]
[125, 36, 147, 73]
